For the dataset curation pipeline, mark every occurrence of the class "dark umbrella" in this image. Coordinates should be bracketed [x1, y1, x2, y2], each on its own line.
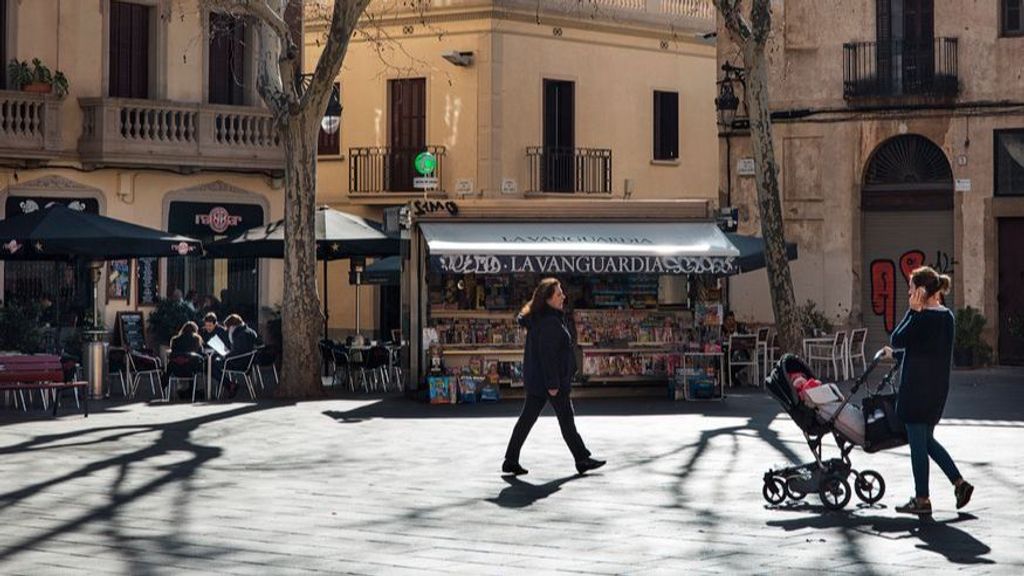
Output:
[204, 207, 399, 259]
[204, 206, 402, 337]
[0, 204, 203, 333]
[0, 204, 202, 261]
[725, 232, 799, 274]
[357, 256, 400, 286]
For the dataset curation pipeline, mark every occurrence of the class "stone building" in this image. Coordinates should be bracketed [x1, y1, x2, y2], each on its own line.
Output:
[0, 0, 293, 338]
[306, 0, 721, 340]
[718, 0, 1024, 362]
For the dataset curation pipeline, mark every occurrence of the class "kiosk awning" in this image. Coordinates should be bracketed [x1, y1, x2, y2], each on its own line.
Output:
[420, 221, 739, 275]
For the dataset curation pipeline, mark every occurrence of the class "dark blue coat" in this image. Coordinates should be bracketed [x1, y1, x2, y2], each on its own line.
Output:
[891, 308, 955, 425]
[518, 308, 576, 397]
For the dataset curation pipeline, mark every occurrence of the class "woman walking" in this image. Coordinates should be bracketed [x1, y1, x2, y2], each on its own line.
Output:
[885, 266, 974, 515]
[502, 278, 605, 476]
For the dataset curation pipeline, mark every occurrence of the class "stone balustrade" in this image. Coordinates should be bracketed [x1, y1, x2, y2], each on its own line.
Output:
[0, 90, 62, 161]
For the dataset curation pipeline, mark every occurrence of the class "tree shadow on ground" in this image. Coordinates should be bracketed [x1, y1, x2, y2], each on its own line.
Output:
[0, 401, 290, 574]
[486, 474, 583, 509]
[767, 511, 994, 565]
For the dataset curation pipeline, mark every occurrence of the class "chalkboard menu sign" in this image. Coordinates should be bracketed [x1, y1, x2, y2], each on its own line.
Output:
[136, 258, 160, 306]
[116, 311, 146, 351]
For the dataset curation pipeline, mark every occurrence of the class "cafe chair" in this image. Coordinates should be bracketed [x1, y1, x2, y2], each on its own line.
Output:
[806, 331, 848, 381]
[727, 334, 760, 388]
[319, 339, 348, 388]
[167, 352, 204, 403]
[755, 326, 771, 380]
[847, 328, 868, 377]
[107, 347, 130, 398]
[254, 346, 279, 390]
[218, 350, 258, 400]
[127, 350, 163, 400]
[364, 345, 392, 392]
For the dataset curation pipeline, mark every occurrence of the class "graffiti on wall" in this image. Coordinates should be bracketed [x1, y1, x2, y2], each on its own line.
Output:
[870, 249, 955, 333]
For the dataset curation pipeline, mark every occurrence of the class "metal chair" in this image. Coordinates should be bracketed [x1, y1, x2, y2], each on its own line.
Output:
[253, 346, 279, 390]
[727, 334, 760, 388]
[127, 351, 162, 400]
[847, 328, 868, 377]
[363, 346, 392, 392]
[218, 350, 258, 400]
[807, 331, 848, 381]
[107, 347, 129, 398]
[167, 352, 204, 403]
[755, 326, 771, 380]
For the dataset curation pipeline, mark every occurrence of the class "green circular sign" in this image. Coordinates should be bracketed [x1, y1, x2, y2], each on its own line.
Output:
[414, 152, 437, 176]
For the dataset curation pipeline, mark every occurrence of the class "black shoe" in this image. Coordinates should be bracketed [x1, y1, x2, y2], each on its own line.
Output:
[575, 457, 606, 475]
[501, 461, 528, 476]
[955, 481, 974, 510]
[895, 497, 932, 515]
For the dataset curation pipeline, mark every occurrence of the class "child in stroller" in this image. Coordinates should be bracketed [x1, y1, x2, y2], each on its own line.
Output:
[761, 350, 906, 510]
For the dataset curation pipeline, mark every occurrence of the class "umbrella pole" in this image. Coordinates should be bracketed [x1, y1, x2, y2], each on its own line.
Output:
[323, 259, 328, 340]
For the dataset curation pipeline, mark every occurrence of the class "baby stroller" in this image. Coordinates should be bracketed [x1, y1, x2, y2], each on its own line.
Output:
[762, 350, 906, 510]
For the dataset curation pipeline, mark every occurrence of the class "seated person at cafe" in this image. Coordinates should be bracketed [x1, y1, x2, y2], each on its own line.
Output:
[200, 313, 229, 346]
[166, 321, 204, 398]
[212, 314, 260, 398]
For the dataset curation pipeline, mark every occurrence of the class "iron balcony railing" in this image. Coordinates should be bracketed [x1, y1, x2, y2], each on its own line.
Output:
[348, 146, 446, 194]
[527, 147, 613, 194]
[843, 38, 959, 99]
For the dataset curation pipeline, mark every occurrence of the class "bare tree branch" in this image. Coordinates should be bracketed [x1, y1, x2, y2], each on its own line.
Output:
[749, 0, 772, 46]
[713, 0, 752, 43]
[204, 0, 291, 45]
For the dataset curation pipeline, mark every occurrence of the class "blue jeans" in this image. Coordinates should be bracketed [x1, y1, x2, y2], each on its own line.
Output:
[906, 423, 962, 498]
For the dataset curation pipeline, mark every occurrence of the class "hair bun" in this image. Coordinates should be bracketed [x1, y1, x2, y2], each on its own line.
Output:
[938, 274, 952, 294]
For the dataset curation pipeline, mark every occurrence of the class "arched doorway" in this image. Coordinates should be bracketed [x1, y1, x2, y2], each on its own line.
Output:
[861, 134, 954, 353]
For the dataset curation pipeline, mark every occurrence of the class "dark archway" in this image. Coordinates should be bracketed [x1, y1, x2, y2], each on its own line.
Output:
[860, 134, 954, 353]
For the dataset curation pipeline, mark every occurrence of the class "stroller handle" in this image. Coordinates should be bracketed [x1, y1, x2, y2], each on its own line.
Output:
[849, 348, 895, 395]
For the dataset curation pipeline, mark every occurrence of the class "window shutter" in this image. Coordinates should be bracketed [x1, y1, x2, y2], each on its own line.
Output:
[109, 1, 150, 98]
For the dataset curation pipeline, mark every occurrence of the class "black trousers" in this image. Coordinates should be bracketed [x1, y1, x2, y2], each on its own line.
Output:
[504, 390, 591, 464]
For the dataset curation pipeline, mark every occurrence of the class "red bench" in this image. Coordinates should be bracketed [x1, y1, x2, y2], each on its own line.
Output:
[0, 355, 89, 417]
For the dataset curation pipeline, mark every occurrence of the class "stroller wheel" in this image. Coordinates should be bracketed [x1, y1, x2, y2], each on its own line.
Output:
[785, 484, 807, 501]
[854, 470, 886, 504]
[762, 477, 786, 505]
[819, 474, 852, 510]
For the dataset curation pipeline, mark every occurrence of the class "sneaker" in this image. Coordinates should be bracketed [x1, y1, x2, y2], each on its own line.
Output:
[955, 481, 974, 510]
[501, 461, 528, 476]
[575, 457, 606, 475]
[895, 497, 932, 515]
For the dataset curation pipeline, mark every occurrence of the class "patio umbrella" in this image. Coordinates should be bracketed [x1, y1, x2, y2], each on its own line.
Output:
[0, 203, 203, 330]
[357, 256, 400, 286]
[0, 204, 202, 261]
[726, 233, 799, 274]
[204, 206, 402, 337]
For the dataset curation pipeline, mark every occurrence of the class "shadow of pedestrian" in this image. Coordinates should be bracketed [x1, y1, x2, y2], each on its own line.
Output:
[767, 511, 993, 565]
[487, 474, 580, 509]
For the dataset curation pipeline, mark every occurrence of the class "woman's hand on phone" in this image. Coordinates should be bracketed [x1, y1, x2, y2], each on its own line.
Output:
[909, 287, 926, 312]
[880, 345, 895, 360]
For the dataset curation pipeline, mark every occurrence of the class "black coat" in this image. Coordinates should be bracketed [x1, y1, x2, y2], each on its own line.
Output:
[518, 307, 576, 397]
[228, 324, 259, 356]
[170, 333, 204, 355]
[891, 308, 955, 425]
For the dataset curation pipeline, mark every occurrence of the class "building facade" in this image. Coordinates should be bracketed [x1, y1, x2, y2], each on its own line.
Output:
[0, 0, 292, 338]
[306, 0, 721, 340]
[718, 0, 1024, 362]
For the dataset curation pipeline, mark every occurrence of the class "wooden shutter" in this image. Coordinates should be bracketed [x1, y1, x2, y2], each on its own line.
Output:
[653, 91, 679, 161]
[0, 0, 6, 90]
[109, 1, 150, 99]
[209, 12, 246, 105]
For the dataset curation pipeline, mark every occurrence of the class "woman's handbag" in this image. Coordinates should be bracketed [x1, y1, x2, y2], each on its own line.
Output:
[862, 393, 907, 453]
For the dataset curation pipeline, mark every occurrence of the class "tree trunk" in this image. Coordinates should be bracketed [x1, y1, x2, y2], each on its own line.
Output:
[277, 116, 325, 398]
[742, 46, 802, 355]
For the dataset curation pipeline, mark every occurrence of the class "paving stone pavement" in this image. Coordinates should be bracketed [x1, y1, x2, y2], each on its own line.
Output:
[1, 368, 1022, 575]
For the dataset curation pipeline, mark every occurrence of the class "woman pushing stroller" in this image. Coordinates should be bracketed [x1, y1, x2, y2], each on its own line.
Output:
[884, 266, 974, 515]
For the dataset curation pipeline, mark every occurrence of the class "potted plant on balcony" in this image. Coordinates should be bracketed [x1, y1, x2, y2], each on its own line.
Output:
[6, 58, 69, 98]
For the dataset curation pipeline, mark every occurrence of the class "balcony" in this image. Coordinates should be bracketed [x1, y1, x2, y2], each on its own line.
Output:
[0, 91, 62, 162]
[527, 147, 613, 195]
[348, 146, 447, 198]
[843, 38, 959, 101]
[78, 98, 284, 172]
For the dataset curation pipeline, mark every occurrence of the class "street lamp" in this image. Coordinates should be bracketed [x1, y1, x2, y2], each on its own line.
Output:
[320, 83, 342, 135]
[714, 62, 744, 130]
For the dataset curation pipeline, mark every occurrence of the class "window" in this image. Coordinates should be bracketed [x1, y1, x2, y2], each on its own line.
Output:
[0, 0, 7, 90]
[318, 83, 340, 155]
[996, 130, 1024, 197]
[1004, 0, 1023, 36]
[653, 90, 679, 161]
[108, 1, 150, 98]
[208, 12, 247, 105]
